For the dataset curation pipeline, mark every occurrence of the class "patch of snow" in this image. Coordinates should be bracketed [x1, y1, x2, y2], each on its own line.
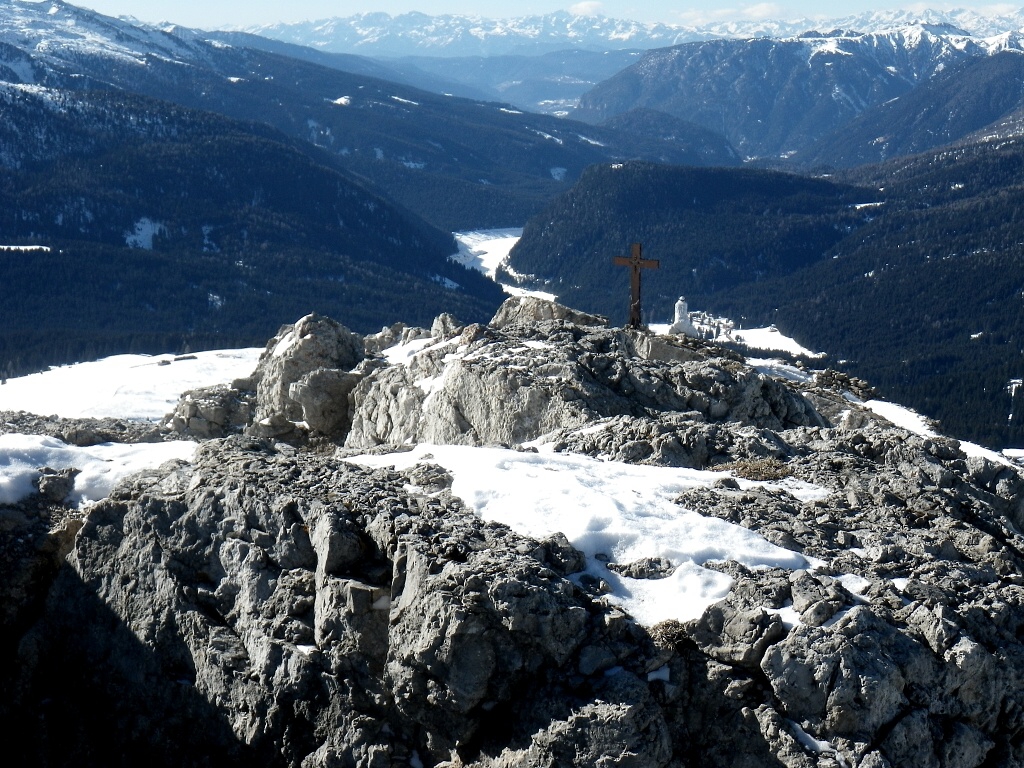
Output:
[0, 433, 195, 507]
[124, 217, 165, 250]
[391, 95, 419, 105]
[786, 719, 842, 758]
[733, 327, 822, 358]
[431, 274, 460, 290]
[577, 134, 605, 146]
[550, 167, 567, 181]
[332, 96, 351, 105]
[451, 228, 523, 281]
[348, 444, 814, 626]
[499, 107, 522, 114]
[0, 244, 50, 252]
[647, 665, 671, 682]
[767, 604, 803, 629]
[749, 358, 815, 385]
[837, 573, 871, 598]
[0, 348, 262, 420]
[272, 330, 298, 358]
[503, 285, 559, 302]
[382, 337, 448, 366]
[532, 130, 564, 144]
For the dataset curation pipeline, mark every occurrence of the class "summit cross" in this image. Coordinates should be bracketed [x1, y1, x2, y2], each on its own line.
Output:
[613, 242, 659, 328]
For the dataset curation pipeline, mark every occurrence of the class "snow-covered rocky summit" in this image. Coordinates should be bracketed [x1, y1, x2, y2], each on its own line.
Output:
[6, 296, 1024, 766]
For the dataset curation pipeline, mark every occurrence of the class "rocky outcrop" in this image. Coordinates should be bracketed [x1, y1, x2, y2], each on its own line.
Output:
[0, 410, 165, 445]
[7, 439, 669, 766]
[345, 320, 824, 449]
[248, 314, 365, 437]
[165, 384, 254, 439]
[489, 295, 607, 330]
[9, 300, 1024, 767]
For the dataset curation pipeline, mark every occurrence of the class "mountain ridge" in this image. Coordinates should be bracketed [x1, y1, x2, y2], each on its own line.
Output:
[242, 8, 1024, 57]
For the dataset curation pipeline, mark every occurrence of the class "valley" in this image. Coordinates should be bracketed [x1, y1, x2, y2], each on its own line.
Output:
[2, 0, 1024, 452]
[7, 4, 1024, 766]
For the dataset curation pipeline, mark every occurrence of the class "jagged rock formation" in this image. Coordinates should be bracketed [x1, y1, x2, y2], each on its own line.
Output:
[7, 299, 1024, 767]
[0, 410, 165, 445]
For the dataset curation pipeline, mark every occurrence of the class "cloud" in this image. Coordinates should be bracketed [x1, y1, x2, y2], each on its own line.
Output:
[671, 3, 787, 26]
[739, 3, 783, 21]
[569, 2, 604, 17]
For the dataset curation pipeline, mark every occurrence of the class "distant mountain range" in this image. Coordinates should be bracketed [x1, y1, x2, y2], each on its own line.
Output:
[242, 8, 1024, 57]
[0, 0, 722, 231]
[573, 27, 1024, 159]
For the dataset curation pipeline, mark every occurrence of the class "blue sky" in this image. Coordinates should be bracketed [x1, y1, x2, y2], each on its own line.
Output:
[65, 2, 1014, 29]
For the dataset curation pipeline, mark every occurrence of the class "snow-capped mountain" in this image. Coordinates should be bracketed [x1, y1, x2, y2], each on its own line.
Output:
[573, 25, 1024, 158]
[0, 0, 219, 78]
[242, 8, 1024, 57]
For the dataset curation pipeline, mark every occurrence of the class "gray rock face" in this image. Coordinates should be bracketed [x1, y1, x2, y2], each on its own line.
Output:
[8, 439, 664, 766]
[490, 295, 608, 330]
[9, 304, 1024, 767]
[166, 384, 254, 439]
[0, 410, 166, 445]
[345, 321, 824, 449]
[251, 313, 364, 428]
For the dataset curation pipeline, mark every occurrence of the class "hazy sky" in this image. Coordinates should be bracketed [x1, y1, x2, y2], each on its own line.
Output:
[61, 2, 1018, 30]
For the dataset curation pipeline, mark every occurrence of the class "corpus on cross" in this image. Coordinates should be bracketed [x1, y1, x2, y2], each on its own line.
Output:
[613, 242, 659, 328]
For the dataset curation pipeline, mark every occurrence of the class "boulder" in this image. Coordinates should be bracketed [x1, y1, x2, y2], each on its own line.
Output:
[490, 295, 607, 329]
[251, 313, 364, 425]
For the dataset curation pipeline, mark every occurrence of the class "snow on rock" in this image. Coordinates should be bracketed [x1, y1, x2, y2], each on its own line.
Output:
[123, 217, 166, 250]
[0, 348, 262, 420]
[349, 443, 815, 626]
[0, 433, 194, 506]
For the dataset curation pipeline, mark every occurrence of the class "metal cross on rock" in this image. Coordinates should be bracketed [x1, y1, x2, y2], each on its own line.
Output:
[613, 242, 659, 328]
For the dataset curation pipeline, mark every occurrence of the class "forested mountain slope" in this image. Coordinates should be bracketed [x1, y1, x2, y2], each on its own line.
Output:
[505, 149, 1024, 447]
[573, 27, 1024, 159]
[503, 162, 874, 322]
[0, 1, 721, 230]
[0, 85, 504, 376]
[797, 50, 1024, 168]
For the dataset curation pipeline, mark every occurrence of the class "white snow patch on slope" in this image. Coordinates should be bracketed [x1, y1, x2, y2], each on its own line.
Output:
[451, 229, 557, 302]
[0, 348, 262, 420]
[124, 217, 165, 249]
[349, 444, 818, 626]
[733, 327, 822, 357]
[0, 434, 195, 507]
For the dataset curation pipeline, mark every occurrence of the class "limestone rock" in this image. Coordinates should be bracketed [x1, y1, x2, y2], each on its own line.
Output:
[490, 295, 607, 329]
[9, 302, 1024, 768]
[346, 323, 824, 449]
[165, 384, 253, 439]
[251, 313, 364, 425]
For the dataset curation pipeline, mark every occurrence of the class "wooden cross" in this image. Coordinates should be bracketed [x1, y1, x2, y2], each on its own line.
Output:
[613, 243, 659, 328]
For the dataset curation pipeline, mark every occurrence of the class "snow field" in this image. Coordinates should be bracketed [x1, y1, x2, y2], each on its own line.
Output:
[348, 443, 827, 627]
[0, 433, 196, 507]
[0, 348, 262, 420]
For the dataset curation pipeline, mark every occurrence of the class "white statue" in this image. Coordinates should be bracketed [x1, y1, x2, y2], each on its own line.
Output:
[668, 296, 699, 337]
